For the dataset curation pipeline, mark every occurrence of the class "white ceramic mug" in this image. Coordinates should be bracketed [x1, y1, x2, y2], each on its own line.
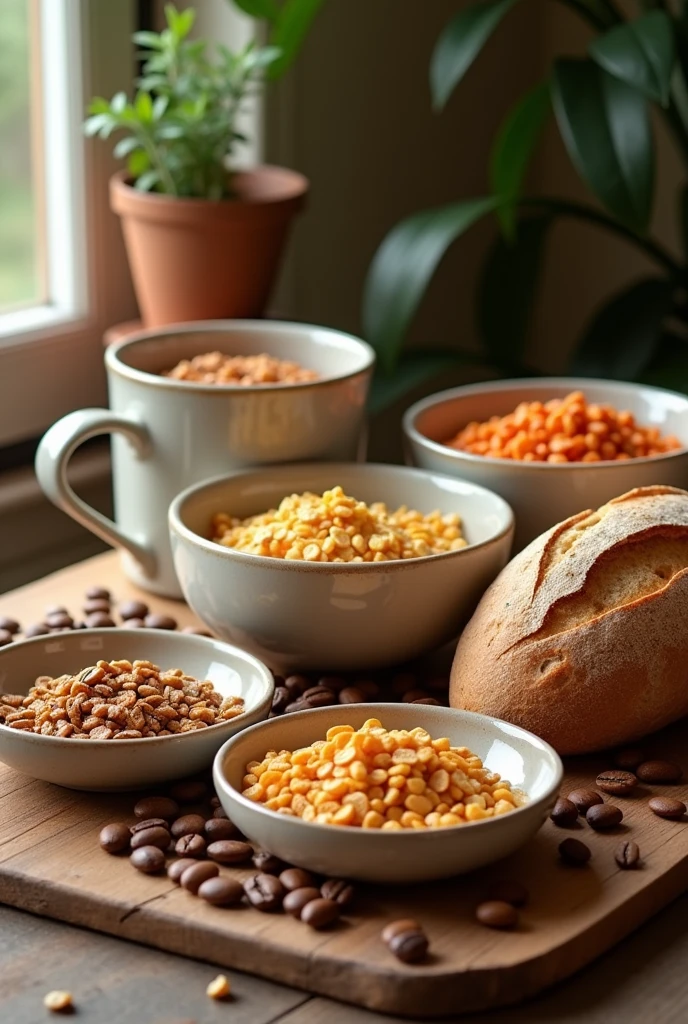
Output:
[35, 320, 375, 597]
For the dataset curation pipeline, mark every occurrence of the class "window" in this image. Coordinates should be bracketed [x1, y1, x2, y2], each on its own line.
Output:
[0, 0, 138, 448]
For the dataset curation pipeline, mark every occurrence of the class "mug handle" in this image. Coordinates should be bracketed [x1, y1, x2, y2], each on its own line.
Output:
[35, 408, 157, 578]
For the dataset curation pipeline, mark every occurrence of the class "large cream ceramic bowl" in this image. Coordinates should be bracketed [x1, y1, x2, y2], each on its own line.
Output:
[404, 377, 688, 552]
[213, 703, 563, 883]
[0, 629, 273, 791]
[169, 462, 514, 672]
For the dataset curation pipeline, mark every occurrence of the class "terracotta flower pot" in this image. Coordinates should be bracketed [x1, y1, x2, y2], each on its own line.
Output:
[110, 166, 308, 327]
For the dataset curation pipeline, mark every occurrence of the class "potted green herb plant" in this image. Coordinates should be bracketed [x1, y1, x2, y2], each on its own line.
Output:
[85, 2, 322, 327]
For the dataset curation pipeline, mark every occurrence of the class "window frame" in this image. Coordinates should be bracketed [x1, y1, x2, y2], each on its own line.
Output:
[0, 0, 138, 448]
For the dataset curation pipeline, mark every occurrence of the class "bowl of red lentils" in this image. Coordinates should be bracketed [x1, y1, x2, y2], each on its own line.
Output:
[168, 462, 514, 672]
[403, 378, 688, 552]
[212, 702, 563, 883]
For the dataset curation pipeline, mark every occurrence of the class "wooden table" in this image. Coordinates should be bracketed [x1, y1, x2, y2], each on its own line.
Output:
[2, 552, 688, 1023]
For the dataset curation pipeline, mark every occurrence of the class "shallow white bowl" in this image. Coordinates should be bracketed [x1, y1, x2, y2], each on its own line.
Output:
[0, 629, 274, 791]
[169, 462, 514, 672]
[213, 703, 563, 883]
[404, 377, 688, 552]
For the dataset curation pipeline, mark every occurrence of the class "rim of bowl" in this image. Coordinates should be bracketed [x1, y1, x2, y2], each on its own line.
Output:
[213, 703, 564, 839]
[403, 376, 688, 470]
[168, 461, 515, 573]
[105, 319, 376, 394]
[0, 628, 274, 747]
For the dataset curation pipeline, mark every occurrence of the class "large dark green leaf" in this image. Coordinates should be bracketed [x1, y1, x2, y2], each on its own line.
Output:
[368, 353, 481, 416]
[362, 198, 497, 374]
[589, 11, 675, 106]
[490, 82, 550, 238]
[552, 59, 654, 234]
[570, 277, 675, 379]
[477, 215, 551, 373]
[268, 0, 325, 78]
[230, 0, 279, 20]
[430, 0, 517, 110]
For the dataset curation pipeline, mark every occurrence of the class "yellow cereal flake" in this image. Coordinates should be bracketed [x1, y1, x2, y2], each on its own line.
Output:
[240, 720, 523, 829]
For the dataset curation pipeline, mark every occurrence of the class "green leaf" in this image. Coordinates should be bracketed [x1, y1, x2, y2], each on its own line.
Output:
[135, 92, 154, 122]
[552, 58, 654, 234]
[269, 0, 326, 79]
[83, 113, 112, 136]
[430, 0, 517, 111]
[152, 95, 169, 120]
[477, 215, 551, 373]
[176, 7, 195, 38]
[490, 82, 550, 238]
[362, 197, 497, 374]
[113, 136, 141, 158]
[571, 277, 675, 379]
[87, 97, 111, 115]
[132, 31, 164, 49]
[589, 11, 675, 106]
[368, 353, 482, 417]
[111, 91, 128, 114]
[135, 169, 161, 192]
[231, 0, 280, 21]
[128, 149, 151, 178]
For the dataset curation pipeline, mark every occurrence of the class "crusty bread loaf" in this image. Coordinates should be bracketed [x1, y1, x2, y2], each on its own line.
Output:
[450, 486, 688, 754]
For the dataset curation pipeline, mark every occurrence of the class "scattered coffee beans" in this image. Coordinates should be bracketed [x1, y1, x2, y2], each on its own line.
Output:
[636, 761, 683, 784]
[648, 796, 686, 820]
[134, 796, 180, 821]
[0, 629, 13, 647]
[550, 798, 578, 827]
[85, 586, 111, 600]
[24, 623, 49, 638]
[130, 846, 166, 874]
[320, 879, 355, 908]
[567, 790, 603, 815]
[0, 615, 20, 634]
[207, 840, 253, 865]
[175, 834, 207, 858]
[558, 838, 592, 865]
[484, 880, 529, 908]
[171, 814, 207, 839]
[586, 804, 623, 830]
[388, 928, 429, 964]
[180, 861, 219, 893]
[252, 850, 285, 874]
[301, 897, 340, 930]
[198, 876, 244, 906]
[613, 747, 646, 770]
[144, 613, 178, 630]
[85, 612, 116, 628]
[119, 599, 149, 621]
[595, 771, 637, 796]
[83, 599, 111, 615]
[167, 858, 197, 882]
[475, 900, 518, 930]
[284, 887, 322, 918]
[99, 822, 131, 854]
[614, 841, 640, 869]
[204, 818, 240, 842]
[243, 873, 285, 912]
[130, 826, 172, 851]
[279, 868, 315, 892]
[130, 817, 169, 835]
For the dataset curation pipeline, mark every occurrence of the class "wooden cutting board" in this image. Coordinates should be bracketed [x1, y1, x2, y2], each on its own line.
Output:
[1, 733, 687, 1018]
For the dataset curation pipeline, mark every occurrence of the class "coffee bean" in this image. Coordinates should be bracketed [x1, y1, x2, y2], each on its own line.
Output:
[0, 629, 13, 647]
[284, 700, 308, 714]
[402, 689, 431, 703]
[207, 840, 253, 865]
[271, 687, 290, 714]
[300, 687, 336, 708]
[134, 796, 179, 821]
[381, 919, 422, 945]
[85, 586, 111, 600]
[167, 858, 197, 882]
[252, 850, 285, 874]
[123, 618, 146, 629]
[243, 873, 285, 912]
[131, 826, 171, 852]
[596, 771, 637, 796]
[648, 796, 686, 820]
[204, 818, 240, 842]
[615, 841, 640, 869]
[279, 868, 315, 892]
[169, 779, 208, 804]
[614, 747, 646, 770]
[284, 887, 322, 917]
[567, 789, 603, 815]
[317, 675, 347, 693]
[180, 861, 219, 893]
[24, 623, 49, 638]
[388, 929, 429, 964]
[550, 798, 579, 827]
[83, 599, 111, 615]
[130, 846, 166, 874]
[412, 697, 441, 705]
[558, 838, 592, 865]
[0, 616, 20, 634]
[198, 876, 244, 907]
[99, 822, 130, 854]
[45, 604, 68, 615]
[175, 834, 206, 858]
[320, 879, 355, 907]
[284, 674, 309, 697]
[130, 818, 169, 835]
[212, 806, 229, 820]
[475, 900, 518, 929]
[119, 599, 149, 621]
[85, 612, 116, 628]
[636, 760, 683, 784]
[301, 898, 340, 930]
[210, 796, 221, 809]
[181, 626, 213, 636]
[356, 679, 381, 698]
[339, 687, 364, 704]
[45, 612, 73, 629]
[483, 880, 529, 908]
[587, 804, 623, 830]
[171, 814, 207, 839]
[144, 613, 177, 630]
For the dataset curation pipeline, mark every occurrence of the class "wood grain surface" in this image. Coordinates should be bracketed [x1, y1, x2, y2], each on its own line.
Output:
[1, 554, 688, 1018]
